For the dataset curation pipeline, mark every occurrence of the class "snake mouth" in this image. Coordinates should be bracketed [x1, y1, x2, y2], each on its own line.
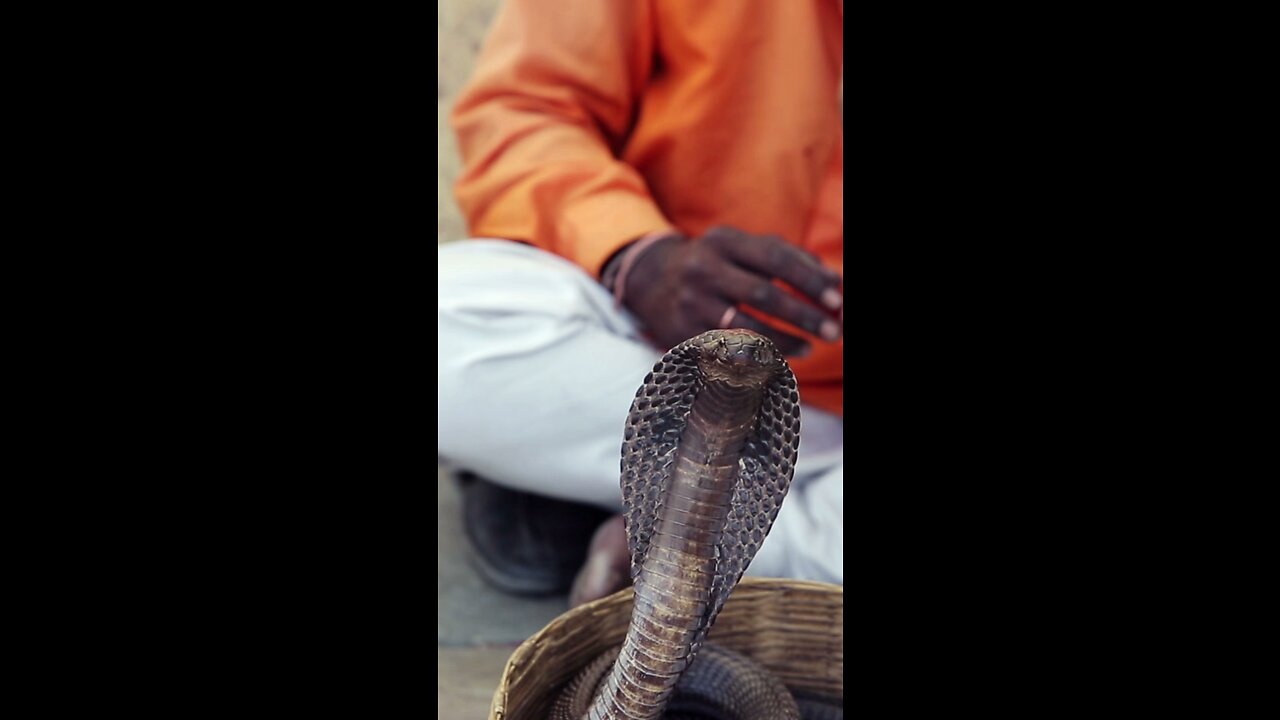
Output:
[697, 329, 778, 386]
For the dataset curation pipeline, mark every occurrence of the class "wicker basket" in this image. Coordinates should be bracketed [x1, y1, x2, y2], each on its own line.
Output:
[489, 577, 843, 719]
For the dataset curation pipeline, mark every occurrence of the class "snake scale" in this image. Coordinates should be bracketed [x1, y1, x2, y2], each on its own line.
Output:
[550, 329, 842, 720]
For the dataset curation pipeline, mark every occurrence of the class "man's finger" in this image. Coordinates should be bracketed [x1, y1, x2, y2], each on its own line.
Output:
[719, 233, 842, 310]
[711, 303, 810, 357]
[713, 265, 840, 341]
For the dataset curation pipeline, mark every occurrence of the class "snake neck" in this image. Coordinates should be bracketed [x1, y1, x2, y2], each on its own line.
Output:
[586, 379, 763, 720]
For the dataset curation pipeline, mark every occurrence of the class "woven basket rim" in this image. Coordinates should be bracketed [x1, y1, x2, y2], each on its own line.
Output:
[490, 577, 843, 719]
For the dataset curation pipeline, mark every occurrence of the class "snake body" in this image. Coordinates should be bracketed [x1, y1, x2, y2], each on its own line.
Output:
[549, 330, 838, 720]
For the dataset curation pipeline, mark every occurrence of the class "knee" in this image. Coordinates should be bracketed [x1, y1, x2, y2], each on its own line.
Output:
[438, 240, 613, 326]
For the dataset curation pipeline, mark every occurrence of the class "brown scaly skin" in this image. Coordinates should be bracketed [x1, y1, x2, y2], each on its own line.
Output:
[550, 330, 807, 720]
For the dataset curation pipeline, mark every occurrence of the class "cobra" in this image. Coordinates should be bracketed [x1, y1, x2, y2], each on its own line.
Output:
[549, 329, 841, 720]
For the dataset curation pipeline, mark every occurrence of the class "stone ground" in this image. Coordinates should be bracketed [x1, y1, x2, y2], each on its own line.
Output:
[440, 3, 541, 717]
[437, 465, 569, 718]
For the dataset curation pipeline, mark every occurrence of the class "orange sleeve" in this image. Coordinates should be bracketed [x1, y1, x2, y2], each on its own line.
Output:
[450, 0, 673, 277]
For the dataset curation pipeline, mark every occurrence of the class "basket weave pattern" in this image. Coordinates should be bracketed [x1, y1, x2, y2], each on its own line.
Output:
[489, 577, 843, 719]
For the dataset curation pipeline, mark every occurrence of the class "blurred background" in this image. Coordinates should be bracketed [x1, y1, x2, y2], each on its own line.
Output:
[437, 1, 494, 247]
[438, 3, 569, 718]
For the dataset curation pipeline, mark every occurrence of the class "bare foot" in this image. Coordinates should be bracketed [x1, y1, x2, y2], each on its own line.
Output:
[569, 514, 630, 607]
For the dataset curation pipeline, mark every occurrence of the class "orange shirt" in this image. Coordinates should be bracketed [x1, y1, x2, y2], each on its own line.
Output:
[452, 0, 844, 415]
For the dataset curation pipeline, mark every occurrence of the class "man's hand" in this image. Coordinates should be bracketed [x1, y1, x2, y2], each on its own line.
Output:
[619, 226, 842, 355]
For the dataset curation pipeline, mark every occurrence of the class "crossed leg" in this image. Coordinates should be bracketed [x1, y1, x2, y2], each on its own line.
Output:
[438, 240, 844, 593]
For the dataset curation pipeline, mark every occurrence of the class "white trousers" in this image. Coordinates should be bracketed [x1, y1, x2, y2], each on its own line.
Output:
[438, 240, 843, 584]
